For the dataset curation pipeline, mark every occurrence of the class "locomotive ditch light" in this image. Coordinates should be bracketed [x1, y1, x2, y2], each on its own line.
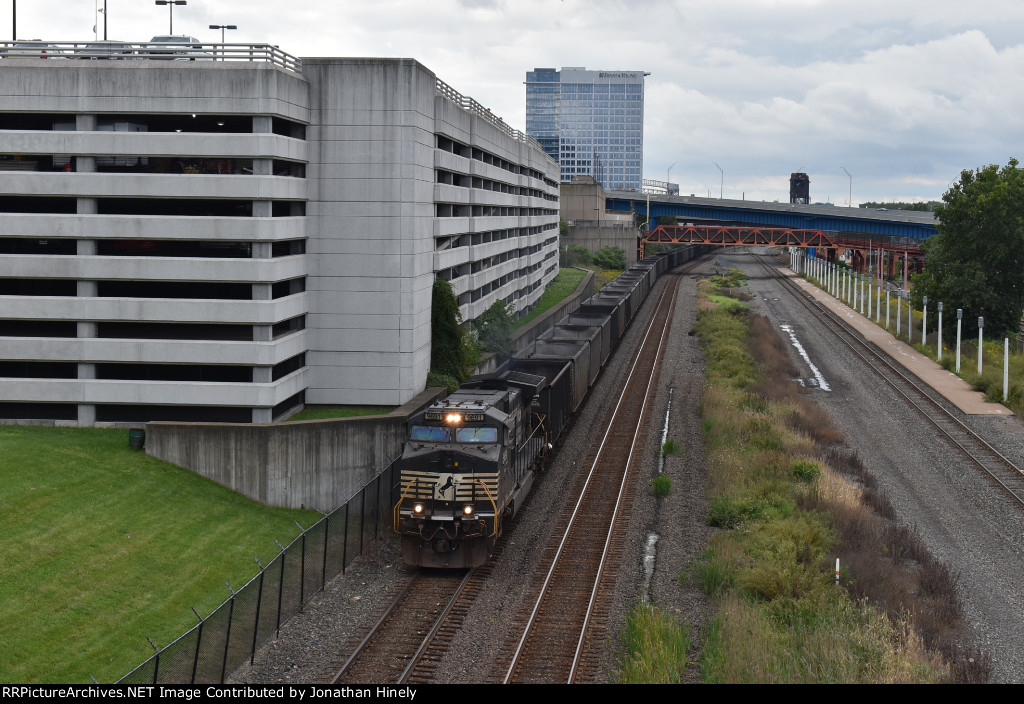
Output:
[413, 503, 424, 514]
[462, 504, 474, 516]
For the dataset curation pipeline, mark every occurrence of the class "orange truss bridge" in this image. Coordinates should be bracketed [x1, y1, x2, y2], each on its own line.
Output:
[642, 225, 925, 259]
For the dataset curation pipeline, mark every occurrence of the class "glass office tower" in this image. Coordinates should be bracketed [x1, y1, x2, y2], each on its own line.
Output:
[526, 67, 646, 191]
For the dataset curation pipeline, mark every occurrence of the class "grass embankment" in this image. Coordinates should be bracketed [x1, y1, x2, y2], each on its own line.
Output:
[0, 426, 320, 684]
[804, 267, 1024, 415]
[513, 267, 587, 330]
[617, 267, 987, 683]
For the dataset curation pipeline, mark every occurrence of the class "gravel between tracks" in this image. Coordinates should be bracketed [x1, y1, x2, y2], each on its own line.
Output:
[232, 249, 1024, 684]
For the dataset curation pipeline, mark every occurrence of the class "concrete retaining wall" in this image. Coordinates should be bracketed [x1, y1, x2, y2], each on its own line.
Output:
[568, 225, 640, 267]
[145, 387, 445, 512]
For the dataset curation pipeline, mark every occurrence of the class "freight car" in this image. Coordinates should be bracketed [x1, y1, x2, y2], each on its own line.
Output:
[393, 245, 709, 568]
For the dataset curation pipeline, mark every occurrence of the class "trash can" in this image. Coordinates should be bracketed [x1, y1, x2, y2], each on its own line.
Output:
[128, 428, 146, 451]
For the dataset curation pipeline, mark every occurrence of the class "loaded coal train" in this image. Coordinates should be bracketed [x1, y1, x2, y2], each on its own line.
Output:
[393, 246, 708, 568]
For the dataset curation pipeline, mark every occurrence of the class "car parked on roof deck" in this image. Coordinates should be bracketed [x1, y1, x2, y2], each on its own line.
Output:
[145, 35, 214, 60]
[75, 41, 137, 59]
[1, 40, 66, 58]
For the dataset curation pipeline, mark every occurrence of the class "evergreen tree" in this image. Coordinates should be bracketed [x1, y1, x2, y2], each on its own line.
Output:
[430, 278, 475, 385]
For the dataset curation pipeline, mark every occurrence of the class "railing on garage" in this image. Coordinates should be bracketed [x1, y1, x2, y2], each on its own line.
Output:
[0, 41, 301, 73]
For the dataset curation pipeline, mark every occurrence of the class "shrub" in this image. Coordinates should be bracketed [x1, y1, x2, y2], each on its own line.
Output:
[662, 438, 682, 455]
[652, 473, 672, 497]
[565, 243, 593, 267]
[791, 459, 821, 482]
[425, 370, 460, 394]
[474, 300, 515, 358]
[593, 245, 626, 270]
[618, 602, 691, 683]
[686, 549, 733, 597]
[967, 374, 988, 392]
[708, 494, 791, 528]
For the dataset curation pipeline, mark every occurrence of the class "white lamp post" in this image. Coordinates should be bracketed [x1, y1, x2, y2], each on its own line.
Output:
[978, 316, 985, 375]
[922, 296, 928, 346]
[956, 309, 962, 373]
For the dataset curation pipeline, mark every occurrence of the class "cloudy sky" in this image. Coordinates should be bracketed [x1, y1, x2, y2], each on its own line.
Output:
[8, 0, 1022, 205]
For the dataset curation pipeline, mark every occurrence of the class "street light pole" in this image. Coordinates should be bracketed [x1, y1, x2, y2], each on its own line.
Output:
[156, 0, 187, 35]
[209, 24, 237, 60]
[713, 162, 723, 199]
[841, 166, 852, 208]
[667, 161, 676, 196]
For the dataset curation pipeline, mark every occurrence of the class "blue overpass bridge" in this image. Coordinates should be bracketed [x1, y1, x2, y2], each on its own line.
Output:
[605, 191, 938, 241]
[604, 191, 938, 280]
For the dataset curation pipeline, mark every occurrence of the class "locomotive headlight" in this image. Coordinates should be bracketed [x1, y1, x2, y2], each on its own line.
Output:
[446, 413, 462, 424]
[462, 504, 474, 516]
[413, 503, 424, 514]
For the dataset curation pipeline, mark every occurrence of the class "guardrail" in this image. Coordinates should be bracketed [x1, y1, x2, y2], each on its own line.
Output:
[570, 219, 636, 229]
[0, 41, 301, 73]
[435, 78, 546, 154]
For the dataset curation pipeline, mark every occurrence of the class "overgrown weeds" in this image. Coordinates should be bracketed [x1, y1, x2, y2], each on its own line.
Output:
[652, 473, 672, 497]
[618, 602, 691, 683]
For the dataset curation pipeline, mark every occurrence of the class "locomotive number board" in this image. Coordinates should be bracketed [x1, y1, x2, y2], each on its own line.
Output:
[424, 412, 486, 422]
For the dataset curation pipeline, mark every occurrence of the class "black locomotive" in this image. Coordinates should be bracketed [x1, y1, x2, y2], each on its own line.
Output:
[393, 246, 708, 568]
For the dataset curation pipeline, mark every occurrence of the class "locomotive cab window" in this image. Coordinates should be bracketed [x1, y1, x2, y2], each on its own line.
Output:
[409, 425, 450, 442]
[455, 426, 498, 443]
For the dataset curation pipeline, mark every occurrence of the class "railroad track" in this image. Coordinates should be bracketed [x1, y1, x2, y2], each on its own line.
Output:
[327, 262, 695, 685]
[490, 272, 681, 684]
[754, 251, 1024, 507]
[327, 569, 473, 684]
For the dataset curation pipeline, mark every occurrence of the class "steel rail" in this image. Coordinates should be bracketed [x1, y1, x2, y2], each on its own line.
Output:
[568, 275, 678, 683]
[503, 274, 679, 683]
[396, 569, 474, 684]
[329, 569, 472, 684]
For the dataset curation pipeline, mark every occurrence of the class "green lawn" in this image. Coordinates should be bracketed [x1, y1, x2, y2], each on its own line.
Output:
[0, 426, 320, 684]
[514, 267, 588, 330]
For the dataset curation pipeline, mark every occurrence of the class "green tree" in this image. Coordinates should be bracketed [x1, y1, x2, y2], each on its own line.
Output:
[566, 243, 594, 267]
[430, 277, 476, 388]
[559, 218, 570, 238]
[657, 214, 679, 226]
[593, 246, 626, 270]
[911, 159, 1024, 339]
[474, 300, 516, 359]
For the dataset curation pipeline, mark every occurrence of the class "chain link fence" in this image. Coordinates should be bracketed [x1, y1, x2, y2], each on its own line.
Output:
[116, 460, 399, 684]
